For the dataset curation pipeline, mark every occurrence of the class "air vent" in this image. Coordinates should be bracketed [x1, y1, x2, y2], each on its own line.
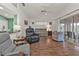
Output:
[41, 9, 47, 12]
[22, 3, 26, 7]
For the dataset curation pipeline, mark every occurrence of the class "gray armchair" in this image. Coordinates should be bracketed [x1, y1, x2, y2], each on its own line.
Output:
[0, 32, 30, 56]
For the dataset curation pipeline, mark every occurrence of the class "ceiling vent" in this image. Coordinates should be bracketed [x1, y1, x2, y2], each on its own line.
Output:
[41, 9, 47, 12]
[21, 3, 26, 7]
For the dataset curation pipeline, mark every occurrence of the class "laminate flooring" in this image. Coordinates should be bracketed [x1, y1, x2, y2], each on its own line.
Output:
[30, 36, 79, 56]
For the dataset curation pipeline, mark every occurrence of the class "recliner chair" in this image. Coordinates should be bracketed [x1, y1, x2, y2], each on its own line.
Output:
[26, 27, 40, 44]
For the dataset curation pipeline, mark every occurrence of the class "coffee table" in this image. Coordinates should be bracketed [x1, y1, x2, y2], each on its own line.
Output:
[13, 37, 27, 46]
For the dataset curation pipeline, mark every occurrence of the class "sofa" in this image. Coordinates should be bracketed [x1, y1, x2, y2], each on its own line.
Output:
[26, 27, 40, 44]
[0, 32, 30, 56]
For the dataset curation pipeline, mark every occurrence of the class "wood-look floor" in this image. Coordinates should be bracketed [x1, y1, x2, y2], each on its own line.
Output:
[30, 36, 79, 56]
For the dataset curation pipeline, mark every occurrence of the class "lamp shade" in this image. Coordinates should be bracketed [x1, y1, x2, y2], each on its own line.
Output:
[46, 24, 52, 31]
[13, 25, 21, 32]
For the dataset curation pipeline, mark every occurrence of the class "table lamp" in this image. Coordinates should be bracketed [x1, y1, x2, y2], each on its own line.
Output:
[13, 25, 21, 38]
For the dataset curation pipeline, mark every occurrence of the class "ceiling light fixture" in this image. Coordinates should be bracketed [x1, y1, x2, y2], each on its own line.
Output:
[45, 13, 47, 15]
[41, 9, 47, 12]
[41, 9, 48, 16]
[0, 6, 3, 9]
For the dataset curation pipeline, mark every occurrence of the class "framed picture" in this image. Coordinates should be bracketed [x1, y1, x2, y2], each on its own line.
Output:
[49, 22, 52, 25]
[32, 22, 34, 24]
[24, 20, 28, 25]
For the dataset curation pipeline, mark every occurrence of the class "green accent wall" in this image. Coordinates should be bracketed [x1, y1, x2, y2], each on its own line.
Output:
[0, 15, 14, 32]
[0, 15, 7, 20]
[7, 18, 14, 32]
[14, 15, 17, 25]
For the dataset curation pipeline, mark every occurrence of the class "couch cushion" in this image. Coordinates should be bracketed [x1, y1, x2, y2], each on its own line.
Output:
[0, 39, 12, 54]
[0, 32, 10, 44]
[3, 44, 16, 55]
[14, 44, 30, 55]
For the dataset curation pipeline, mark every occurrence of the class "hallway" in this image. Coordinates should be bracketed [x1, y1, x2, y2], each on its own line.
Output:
[31, 36, 79, 56]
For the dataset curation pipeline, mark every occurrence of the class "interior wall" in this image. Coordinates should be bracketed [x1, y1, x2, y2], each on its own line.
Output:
[0, 15, 14, 32]
[27, 19, 56, 32]
[16, 4, 28, 37]
[0, 16, 8, 31]
[18, 3, 79, 34]
[56, 4, 79, 32]
[8, 18, 14, 32]
[28, 20, 48, 28]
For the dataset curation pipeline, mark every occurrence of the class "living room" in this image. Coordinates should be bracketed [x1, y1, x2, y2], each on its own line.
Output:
[1, 3, 79, 56]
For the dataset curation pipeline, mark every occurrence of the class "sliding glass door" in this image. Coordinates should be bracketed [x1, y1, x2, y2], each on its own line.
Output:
[60, 17, 74, 42]
[66, 17, 74, 43]
[76, 22, 79, 44]
[74, 15, 79, 45]
[60, 14, 79, 45]
[60, 16, 76, 43]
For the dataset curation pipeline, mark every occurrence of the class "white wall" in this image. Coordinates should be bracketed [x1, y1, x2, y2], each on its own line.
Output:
[27, 19, 56, 32]
[28, 20, 48, 28]
[16, 4, 28, 37]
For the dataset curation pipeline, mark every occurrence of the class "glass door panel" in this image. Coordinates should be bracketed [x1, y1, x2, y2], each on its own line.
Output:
[66, 17, 73, 42]
[60, 14, 79, 45]
[74, 15, 79, 45]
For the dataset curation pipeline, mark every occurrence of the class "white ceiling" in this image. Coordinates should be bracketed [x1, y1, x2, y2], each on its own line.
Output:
[20, 3, 69, 21]
[0, 4, 14, 18]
